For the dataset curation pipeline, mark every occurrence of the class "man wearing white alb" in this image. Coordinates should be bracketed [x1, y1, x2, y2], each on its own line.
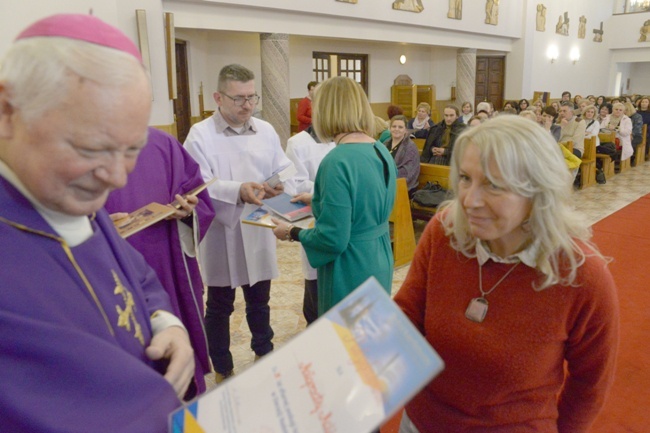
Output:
[284, 126, 335, 324]
[184, 64, 294, 382]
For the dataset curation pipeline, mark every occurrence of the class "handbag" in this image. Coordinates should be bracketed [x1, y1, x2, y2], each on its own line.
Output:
[412, 181, 449, 207]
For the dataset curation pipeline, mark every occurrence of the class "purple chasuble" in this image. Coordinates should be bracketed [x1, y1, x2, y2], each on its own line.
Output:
[0, 177, 180, 433]
[105, 127, 216, 396]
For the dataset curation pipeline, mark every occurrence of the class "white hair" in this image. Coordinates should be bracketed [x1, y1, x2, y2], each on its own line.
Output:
[440, 115, 605, 290]
[476, 101, 492, 113]
[0, 37, 148, 122]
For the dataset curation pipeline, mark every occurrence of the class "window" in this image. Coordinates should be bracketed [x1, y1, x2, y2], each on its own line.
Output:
[312, 52, 368, 95]
[615, 0, 650, 13]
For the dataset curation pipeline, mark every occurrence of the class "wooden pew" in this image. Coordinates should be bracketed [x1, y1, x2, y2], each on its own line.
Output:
[579, 136, 597, 189]
[389, 178, 416, 268]
[596, 131, 616, 179]
[411, 163, 451, 221]
[633, 124, 647, 167]
[413, 138, 426, 155]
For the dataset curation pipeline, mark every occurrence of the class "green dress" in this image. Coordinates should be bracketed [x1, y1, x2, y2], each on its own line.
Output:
[298, 141, 397, 315]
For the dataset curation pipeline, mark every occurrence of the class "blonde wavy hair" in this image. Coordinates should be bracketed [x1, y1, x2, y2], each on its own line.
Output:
[439, 115, 605, 290]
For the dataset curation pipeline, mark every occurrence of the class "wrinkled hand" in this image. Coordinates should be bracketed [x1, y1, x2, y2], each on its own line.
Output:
[146, 326, 194, 399]
[432, 147, 444, 156]
[291, 192, 313, 206]
[167, 194, 198, 220]
[109, 212, 129, 222]
[262, 182, 284, 198]
[240, 182, 266, 205]
[271, 218, 291, 241]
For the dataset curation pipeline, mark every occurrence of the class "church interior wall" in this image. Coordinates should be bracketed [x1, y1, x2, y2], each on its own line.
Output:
[629, 62, 650, 94]
[2, 0, 647, 127]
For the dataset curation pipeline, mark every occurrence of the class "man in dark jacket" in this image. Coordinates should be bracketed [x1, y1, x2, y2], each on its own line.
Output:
[421, 105, 467, 165]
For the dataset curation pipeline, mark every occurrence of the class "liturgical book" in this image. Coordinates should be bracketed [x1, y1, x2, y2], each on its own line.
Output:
[113, 178, 216, 238]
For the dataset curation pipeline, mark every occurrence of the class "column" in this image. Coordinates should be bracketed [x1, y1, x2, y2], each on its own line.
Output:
[456, 48, 477, 110]
[260, 33, 290, 148]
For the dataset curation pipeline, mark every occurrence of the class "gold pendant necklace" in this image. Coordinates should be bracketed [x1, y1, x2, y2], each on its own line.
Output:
[465, 261, 521, 323]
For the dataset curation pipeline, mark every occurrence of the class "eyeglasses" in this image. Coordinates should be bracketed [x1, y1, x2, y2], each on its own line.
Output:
[220, 92, 260, 106]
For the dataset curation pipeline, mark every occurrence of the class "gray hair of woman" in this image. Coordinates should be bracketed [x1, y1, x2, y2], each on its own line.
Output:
[1, 37, 148, 123]
[439, 115, 604, 290]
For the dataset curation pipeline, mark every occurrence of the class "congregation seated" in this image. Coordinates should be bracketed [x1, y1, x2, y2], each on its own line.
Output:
[518, 98, 530, 112]
[624, 102, 644, 162]
[520, 110, 580, 177]
[467, 116, 483, 127]
[598, 102, 612, 127]
[375, 115, 390, 141]
[558, 101, 586, 158]
[420, 105, 466, 166]
[604, 102, 634, 163]
[551, 100, 561, 114]
[582, 105, 601, 148]
[407, 102, 435, 138]
[460, 101, 473, 124]
[502, 100, 518, 113]
[637, 96, 650, 159]
[383, 115, 421, 197]
[541, 106, 561, 142]
[596, 95, 608, 110]
[476, 101, 493, 118]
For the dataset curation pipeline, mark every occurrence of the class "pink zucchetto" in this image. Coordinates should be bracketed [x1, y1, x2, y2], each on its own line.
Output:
[15, 13, 142, 63]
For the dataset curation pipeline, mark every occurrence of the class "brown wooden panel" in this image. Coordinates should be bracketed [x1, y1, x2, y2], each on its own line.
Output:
[475, 56, 505, 113]
[173, 40, 191, 142]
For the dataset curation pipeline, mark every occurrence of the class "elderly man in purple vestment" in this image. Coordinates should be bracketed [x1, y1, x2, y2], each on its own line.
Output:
[105, 127, 216, 397]
[0, 14, 194, 433]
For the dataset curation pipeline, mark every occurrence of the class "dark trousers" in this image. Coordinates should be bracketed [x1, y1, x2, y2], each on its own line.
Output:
[303, 279, 319, 325]
[205, 280, 274, 374]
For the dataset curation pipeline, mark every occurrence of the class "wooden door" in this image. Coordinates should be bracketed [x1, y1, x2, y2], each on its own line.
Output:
[174, 40, 191, 143]
[475, 56, 505, 112]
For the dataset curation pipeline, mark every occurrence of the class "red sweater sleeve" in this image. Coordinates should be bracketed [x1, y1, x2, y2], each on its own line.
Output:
[557, 252, 619, 433]
[296, 97, 312, 125]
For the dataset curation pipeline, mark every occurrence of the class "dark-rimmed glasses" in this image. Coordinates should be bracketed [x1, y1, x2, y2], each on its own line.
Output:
[220, 92, 260, 107]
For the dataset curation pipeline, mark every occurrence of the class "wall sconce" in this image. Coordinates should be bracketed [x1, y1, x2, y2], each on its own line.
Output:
[547, 45, 559, 63]
[399, 55, 406, 65]
[570, 47, 580, 64]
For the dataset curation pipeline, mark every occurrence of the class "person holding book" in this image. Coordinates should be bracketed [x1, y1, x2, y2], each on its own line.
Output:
[284, 126, 335, 324]
[0, 14, 194, 432]
[394, 116, 619, 433]
[105, 127, 216, 397]
[184, 64, 293, 383]
[271, 76, 397, 315]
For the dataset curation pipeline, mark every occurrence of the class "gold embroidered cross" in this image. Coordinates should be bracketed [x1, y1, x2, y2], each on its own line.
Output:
[113, 270, 145, 345]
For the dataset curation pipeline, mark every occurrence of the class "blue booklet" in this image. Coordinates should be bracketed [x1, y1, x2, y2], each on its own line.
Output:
[262, 192, 313, 222]
[169, 277, 445, 433]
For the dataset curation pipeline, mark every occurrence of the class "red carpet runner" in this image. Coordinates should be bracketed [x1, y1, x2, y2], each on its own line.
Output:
[381, 194, 650, 433]
[589, 194, 650, 433]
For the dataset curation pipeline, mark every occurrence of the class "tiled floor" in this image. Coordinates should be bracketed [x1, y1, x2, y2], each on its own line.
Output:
[205, 162, 650, 389]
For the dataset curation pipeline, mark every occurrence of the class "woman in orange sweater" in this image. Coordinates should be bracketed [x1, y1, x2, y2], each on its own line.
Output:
[394, 116, 619, 433]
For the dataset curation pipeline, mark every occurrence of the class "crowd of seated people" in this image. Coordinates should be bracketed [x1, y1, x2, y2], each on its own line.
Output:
[460, 101, 473, 124]
[407, 102, 435, 138]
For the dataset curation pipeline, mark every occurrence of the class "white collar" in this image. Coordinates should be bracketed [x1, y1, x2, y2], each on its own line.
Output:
[475, 239, 538, 268]
[0, 159, 92, 246]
